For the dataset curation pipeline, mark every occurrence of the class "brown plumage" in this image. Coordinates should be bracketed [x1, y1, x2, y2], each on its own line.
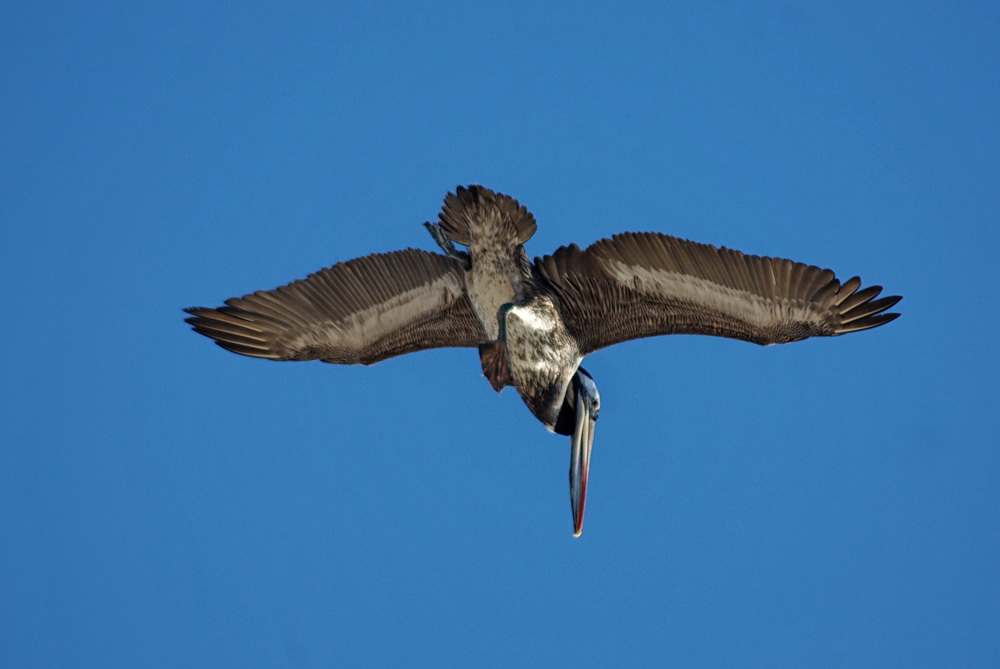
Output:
[184, 185, 901, 536]
[534, 232, 900, 355]
[437, 186, 537, 247]
[184, 249, 483, 365]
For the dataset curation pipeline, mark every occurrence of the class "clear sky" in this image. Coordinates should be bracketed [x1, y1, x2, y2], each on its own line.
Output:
[3, 2, 998, 667]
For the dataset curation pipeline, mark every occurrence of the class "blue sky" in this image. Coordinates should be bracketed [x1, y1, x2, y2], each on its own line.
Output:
[3, 2, 998, 667]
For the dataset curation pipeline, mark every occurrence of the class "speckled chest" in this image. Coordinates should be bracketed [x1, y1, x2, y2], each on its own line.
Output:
[503, 297, 582, 426]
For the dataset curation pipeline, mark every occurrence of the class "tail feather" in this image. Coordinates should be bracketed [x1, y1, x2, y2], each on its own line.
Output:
[437, 185, 536, 246]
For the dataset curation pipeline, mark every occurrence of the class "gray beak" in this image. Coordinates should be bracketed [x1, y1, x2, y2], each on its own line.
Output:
[569, 370, 600, 537]
[569, 400, 595, 536]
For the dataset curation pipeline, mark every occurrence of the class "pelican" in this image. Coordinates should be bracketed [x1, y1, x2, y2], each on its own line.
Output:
[184, 185, 901, 536]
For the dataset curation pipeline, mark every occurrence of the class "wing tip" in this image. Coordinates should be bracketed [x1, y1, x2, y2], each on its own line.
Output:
[835, 293, 902, 334]
[212, 340, 281, 359]
[184, 305, 281, 358]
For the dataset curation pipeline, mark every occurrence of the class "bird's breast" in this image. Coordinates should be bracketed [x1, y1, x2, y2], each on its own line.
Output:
[503, 298, 582, 427]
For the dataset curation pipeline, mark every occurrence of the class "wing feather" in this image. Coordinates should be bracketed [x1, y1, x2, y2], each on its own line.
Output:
[185, 249, 485, 365]
[836, 284, 883, 312]
[535, 232, 901, 354]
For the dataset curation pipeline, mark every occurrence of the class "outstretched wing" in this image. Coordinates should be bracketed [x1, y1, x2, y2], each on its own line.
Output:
[535, 232, 901, 355]
[185, 249, 485, 365]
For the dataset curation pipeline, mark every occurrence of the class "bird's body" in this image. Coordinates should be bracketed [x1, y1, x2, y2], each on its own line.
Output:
[185, 185, 901, 535]
[434, 187, 535, 341]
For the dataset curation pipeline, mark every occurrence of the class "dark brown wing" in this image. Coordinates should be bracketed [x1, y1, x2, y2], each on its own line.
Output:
[534, 232, 901, 355]
[184, 249, 485, 365]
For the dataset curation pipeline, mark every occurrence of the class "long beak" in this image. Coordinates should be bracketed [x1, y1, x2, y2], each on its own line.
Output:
[569, 395, 596, 537]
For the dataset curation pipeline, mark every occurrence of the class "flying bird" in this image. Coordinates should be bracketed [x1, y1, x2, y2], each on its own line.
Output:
[184, 185, 901, 536]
